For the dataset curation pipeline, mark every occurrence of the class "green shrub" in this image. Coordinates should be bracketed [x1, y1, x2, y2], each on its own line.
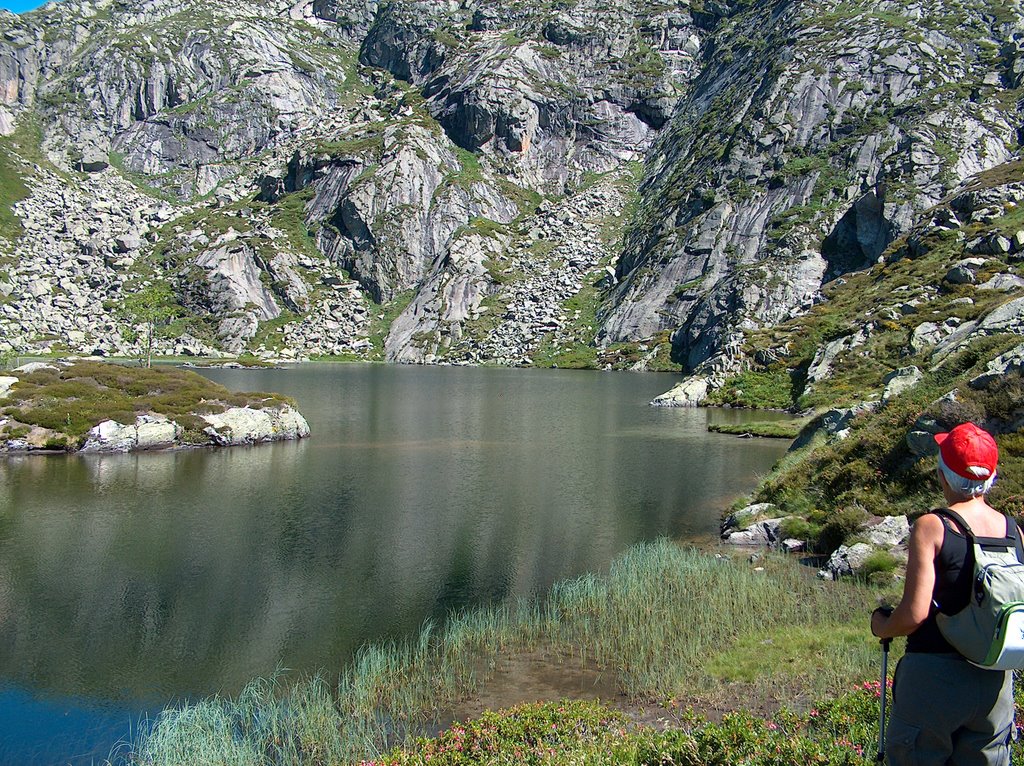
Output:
[817, 506, 870, 553]
[371, 683, 899, 766]
[779, 516, 821, 542]
[859, 550, 898, 578]
[772, 487, 817, 517]
[706, 369, 795, 409]
[42, 435, 68, 450]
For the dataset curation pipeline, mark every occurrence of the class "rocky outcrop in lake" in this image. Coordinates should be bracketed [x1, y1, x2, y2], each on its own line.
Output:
[0, 360, 310, 453]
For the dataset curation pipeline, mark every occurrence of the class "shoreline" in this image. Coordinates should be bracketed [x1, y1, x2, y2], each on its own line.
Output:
[123, 540, 880, 765]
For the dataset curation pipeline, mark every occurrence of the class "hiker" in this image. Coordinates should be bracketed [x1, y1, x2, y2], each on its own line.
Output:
[870, 422, 1016, 766]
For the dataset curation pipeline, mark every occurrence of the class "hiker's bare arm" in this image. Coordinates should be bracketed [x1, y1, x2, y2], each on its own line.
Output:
[871, 514, 942, 639]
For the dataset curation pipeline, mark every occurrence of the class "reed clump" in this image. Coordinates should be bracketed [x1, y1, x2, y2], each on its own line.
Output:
[127, 540, 875, 765]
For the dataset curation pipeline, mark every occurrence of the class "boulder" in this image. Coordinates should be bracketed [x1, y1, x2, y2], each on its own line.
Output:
[135, 415, 180, 450]
[906, 423, 942, 456]
[882, 366, 922, 400]
[790, 401, 882, 451]
[990, 235, 1012, 254]
[909, 321, 945, 354]
[804, 329, 868, 392]
[201, 404, 310, 446]
[722, 502, 778, 533]
[781, 538, 806, 554]
[722, 517, 785, 546]
[820, 542, 874, 579]
[74, 148, 110, 173]
[969, 343, 1024, 389]
[943, 264, 977, 285]
[113, 232, 142, 253]
[650, 375, 711, 407]
[906, 391, 960, 456]
[0, 376, 18, 396]
[80, 415, 180, 453]
[932, 296, 1024, 359]
[80, 420, 136, 453]
[978, 273, 1024, 292]
[13, 362, 58, 374]
[863, 515, 910, 547]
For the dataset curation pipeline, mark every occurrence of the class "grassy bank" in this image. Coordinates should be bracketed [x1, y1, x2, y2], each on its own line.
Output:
[126, 541, 878, 765]
[708, 418, 809, 439]
[749, 362, 1024, 526]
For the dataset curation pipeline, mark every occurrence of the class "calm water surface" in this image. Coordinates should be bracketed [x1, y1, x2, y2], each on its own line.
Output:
[0, 364, 788, 765]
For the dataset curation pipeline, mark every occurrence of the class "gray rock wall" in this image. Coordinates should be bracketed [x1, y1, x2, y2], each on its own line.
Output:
[0, 0, 1019, 374]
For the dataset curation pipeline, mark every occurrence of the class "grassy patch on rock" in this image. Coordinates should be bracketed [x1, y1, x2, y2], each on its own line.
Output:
[0, 361, 292, 447]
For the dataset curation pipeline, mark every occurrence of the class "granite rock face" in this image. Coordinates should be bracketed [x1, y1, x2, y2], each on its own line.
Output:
[201, 404, 311, 446]
[0, 0, 1019, 378]
[599, 0, 1019, 375]
[80, 415, 182, 453]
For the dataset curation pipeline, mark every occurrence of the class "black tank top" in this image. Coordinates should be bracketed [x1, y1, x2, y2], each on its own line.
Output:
[907, 509, 1023, 654]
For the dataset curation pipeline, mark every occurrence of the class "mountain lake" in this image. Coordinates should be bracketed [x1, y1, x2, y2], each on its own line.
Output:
[0, 364, 790, 765]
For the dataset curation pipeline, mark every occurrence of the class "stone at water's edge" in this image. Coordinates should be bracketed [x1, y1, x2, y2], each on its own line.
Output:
[201, 405, 311, 446]
[80, 416, 181, 453]
[76, 405, 310, 453]
[649, 376, 710, 407]
[722, 517, 786, 546]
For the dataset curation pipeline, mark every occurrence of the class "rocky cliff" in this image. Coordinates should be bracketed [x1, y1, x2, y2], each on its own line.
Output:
[0, 0, 1019, 400]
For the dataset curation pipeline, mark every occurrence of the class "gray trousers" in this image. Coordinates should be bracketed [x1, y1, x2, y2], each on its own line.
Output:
[886, 652, 1014, 766]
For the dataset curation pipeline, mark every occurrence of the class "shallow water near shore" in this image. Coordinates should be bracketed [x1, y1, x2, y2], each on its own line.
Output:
[0, 364, 788, 765]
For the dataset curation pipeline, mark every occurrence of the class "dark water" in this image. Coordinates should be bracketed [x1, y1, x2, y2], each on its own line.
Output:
[0, 364, 788, 765]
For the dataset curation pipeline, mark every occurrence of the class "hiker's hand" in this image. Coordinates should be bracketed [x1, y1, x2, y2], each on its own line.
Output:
[871, 606, 893, 638]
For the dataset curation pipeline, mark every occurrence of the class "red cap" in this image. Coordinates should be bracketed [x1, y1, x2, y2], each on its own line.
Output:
[934, 423, 998, 480]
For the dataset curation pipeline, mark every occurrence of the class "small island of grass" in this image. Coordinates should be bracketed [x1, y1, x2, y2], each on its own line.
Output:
[0, 360, 309, 453]
[707, 418, 810, 439]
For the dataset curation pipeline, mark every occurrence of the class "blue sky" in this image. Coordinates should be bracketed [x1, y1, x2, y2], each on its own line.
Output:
[1, 0, 47, 12]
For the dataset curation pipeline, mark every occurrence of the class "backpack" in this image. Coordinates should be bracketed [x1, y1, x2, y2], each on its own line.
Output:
[934, 508, 1024, 670]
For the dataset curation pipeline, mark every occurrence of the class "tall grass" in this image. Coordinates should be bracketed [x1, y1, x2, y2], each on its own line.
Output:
[125, 541, 874, 765]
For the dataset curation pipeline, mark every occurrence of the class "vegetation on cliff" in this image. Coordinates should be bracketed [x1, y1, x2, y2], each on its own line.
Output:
[704, 162, 1024, 561]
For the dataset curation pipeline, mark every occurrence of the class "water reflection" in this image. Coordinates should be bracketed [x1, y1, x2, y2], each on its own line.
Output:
[0, 365, 788, 763]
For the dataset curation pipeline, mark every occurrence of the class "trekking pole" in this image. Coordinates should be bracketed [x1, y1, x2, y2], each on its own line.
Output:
[876, 636, 891, 763]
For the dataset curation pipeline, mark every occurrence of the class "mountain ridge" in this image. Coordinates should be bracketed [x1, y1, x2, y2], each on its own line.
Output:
[0, 0, 1018, 400]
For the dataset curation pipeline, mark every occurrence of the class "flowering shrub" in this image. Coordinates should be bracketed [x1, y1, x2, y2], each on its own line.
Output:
[366, 677, 1024, 765]
[370, 701, 637, 765]
[367, 681, 899, 766]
